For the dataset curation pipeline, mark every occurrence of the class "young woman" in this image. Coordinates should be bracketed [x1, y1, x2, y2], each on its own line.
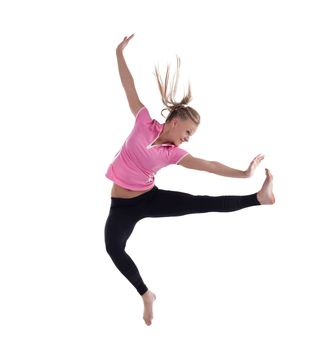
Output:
[105, 34, 275, 326]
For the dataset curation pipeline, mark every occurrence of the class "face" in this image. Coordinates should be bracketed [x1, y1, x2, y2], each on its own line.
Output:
[170, 117, 198, 146]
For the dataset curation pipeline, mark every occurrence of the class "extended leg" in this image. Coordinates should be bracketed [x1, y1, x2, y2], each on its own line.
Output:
[141, 169, 274, 219]
[143, 188, 260, 218]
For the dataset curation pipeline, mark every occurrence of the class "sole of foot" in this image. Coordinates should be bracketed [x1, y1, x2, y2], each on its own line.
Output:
[257, 168, 275, 205]
[142, 290, 156, 326]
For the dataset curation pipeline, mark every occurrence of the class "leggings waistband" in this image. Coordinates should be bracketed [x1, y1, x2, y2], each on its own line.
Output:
[110, 185, 158, 207]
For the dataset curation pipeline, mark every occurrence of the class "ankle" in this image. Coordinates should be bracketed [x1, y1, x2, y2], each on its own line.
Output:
[142, 290, 156, 303]
[256, 191, 262, 205]
[142, 290, 152, 299]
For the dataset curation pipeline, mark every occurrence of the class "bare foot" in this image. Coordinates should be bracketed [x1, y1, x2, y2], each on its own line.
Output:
[142, 290, 156, 326]
[257, 168, 275, 205]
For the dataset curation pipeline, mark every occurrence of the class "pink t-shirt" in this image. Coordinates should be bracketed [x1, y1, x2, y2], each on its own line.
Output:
[105, 106, 189, 191]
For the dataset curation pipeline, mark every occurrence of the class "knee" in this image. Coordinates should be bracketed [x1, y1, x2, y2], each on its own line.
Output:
[105, 237, 115, 255]
[106, 242, 127, 270]
[104, 219, 129, 258]
[105, 235, 124, 259]
[105, 223, 117, 256]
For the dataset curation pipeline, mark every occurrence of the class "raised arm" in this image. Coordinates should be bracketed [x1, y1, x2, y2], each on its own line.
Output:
[116, 34, 144, 117]
[178, 154, 265, 178]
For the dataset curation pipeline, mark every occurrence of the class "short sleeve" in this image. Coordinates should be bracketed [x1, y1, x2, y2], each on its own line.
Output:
[135, 106, 152, 125]
[169, 147, 189, 165]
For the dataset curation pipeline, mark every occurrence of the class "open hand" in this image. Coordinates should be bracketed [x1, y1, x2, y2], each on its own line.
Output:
[116, 34, 135, 53]
[245, 154, 265, 177]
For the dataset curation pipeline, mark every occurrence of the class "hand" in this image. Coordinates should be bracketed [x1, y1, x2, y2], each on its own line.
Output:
[116, 34, 135, 53]
[245, 154, 265, 177]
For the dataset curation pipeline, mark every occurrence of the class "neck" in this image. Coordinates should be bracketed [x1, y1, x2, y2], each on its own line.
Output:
[157, 123, 171, 144]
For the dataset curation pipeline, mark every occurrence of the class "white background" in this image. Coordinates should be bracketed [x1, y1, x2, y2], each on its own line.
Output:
[1, 0, 319, 349]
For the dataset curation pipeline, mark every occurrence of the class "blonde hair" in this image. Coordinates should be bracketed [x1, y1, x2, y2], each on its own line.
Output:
[154, 56, 200, 126]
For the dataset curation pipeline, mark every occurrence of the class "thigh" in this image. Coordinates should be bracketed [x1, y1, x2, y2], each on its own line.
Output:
[142, 188, 213, 218]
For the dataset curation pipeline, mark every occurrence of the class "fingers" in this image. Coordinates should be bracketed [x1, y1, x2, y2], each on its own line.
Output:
[249, 154, 264, 173]
[123, 33, 135, 42]
[117, 34, 135, 52]
[253, 154, 264, 163]
[255, 153, 264, 160]
[248, 154, 267, 177]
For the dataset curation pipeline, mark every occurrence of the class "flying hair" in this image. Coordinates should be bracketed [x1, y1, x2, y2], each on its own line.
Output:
[154, 56, 200, 125]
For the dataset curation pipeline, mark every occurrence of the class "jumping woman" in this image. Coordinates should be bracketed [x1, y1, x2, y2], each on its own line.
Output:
[104, 34, 275, 326]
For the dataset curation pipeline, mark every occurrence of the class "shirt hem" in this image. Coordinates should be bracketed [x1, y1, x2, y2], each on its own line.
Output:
[106, 174, 155, 192]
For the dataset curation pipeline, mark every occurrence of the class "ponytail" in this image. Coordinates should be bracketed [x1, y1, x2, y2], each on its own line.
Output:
[154, 56, 200, 125]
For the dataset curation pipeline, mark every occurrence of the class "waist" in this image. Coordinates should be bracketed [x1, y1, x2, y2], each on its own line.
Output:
[111, 183, 154, 199]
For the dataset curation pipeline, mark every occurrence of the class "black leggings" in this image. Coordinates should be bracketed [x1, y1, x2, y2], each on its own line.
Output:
[104, 186, 260, 296]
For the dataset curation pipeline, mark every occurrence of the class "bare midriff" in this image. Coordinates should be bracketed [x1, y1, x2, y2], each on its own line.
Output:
[111, 183, 153, 199]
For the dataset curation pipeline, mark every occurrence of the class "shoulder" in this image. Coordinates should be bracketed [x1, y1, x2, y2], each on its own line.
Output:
[168, 147, 189, 165]
[135, 105, 147, 118]
[176, 153, 192, 165]
[135, 106, 154, 125]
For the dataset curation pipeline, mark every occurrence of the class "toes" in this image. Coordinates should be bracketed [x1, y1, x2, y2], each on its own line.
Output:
[265, 168, 273, 179]
[144, 317, 152, 326]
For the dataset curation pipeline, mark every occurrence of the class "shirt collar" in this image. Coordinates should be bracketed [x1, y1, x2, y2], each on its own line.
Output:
[147, 123, 176, 149]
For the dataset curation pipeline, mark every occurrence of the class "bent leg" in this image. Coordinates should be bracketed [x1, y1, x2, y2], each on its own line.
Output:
[143, 188, 260, 218]
[104, 208, 148, 295]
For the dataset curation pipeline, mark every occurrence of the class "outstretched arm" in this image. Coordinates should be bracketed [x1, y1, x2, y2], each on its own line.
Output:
[178, 154, 265, 178]
[116, 34, 144, 117]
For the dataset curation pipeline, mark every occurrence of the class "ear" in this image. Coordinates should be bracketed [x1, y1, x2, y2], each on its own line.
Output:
[171, 118, 178, 127]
